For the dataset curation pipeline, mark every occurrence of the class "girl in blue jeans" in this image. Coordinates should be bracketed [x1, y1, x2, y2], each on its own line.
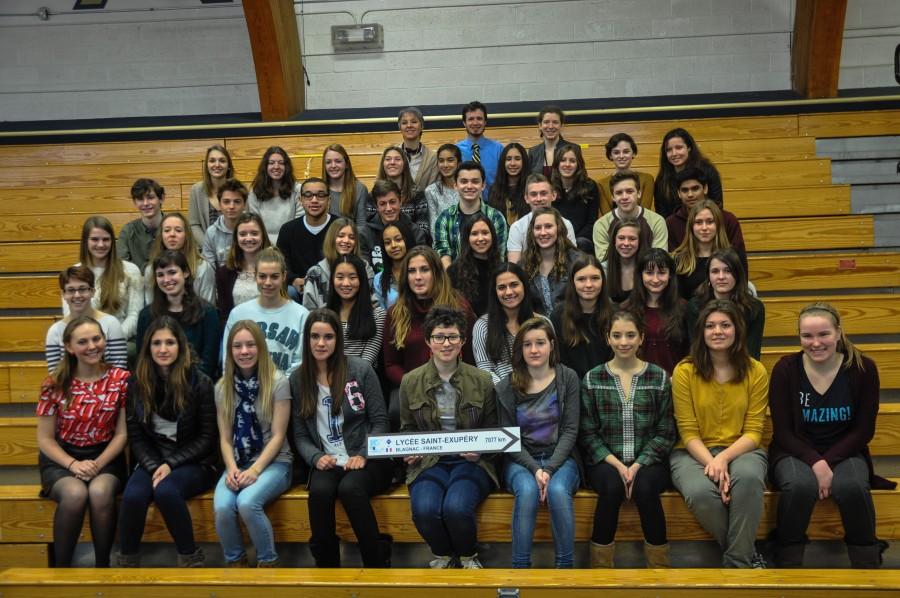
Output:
[497, 317, 581, 568]
[117, 316, 219, 567]
[214, 320, 293, 567]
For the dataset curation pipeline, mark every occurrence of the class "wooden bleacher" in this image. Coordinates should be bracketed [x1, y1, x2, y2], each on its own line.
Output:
[0, 108, 898, 579]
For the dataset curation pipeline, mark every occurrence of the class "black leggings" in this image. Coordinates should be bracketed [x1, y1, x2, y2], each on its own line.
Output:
[586, 461, 669, 546]
[48, 474, 120, 567]
[307, 458, 394, 567]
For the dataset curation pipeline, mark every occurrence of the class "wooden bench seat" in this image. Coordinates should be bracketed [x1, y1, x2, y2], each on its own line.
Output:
[799, 109, 900, 138]
[0, 139, 223, 168]
[2, 567, 899, 595]
[1, 477, 899, 545]
[0, 213, 132, 243]
[6, 403, 900, 465]
[0, 242, 79, 274]
[741, 215, 873, 251]
[749, 251, 900, 292]
[761, 294, 900, 337]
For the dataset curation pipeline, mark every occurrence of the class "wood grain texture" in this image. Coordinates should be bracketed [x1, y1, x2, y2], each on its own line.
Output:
[0, 276, 60, 309]
[799, 109, 900, 138]
[0, 213, 132, 242]
[741, 215, 873, 251]
[0, 362, 45, 404]
[0, 187, 135, 214]
[762, 294, 900, 337]
[0, 418, 39, 466]
[0, 544, 47, 567]
[0, 241, 79, 273]
[749, 252, 900, 291]
[243, 0, 304, 121]
[2, 479, 900, 543]
[727, 185, 850, 219]
[0, 162, 192, 189]
[0, 317, 57, 352]
[792, 0, 847, 98]
[0, 139, 220, 168]
[2, 568, 899, 596]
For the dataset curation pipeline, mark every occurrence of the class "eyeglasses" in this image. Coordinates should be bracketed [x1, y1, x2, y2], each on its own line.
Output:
[63, 286, 93, 296]
[430, 334, 462, 345]
[301, 191, 329, 199]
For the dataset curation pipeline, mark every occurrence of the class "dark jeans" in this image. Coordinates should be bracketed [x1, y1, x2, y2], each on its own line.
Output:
[586, 461, 670, 546]
[307, 458, 394, 567]
[409, 458, 493, 558]
[118, 463, 217, 555]
[773, 455, 876, 546]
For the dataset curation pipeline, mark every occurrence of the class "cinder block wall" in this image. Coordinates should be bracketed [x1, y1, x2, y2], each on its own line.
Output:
[0, 0, 893, 122]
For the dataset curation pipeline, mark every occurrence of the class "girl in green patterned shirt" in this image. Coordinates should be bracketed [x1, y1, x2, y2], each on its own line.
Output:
[579, 309, 676, 568]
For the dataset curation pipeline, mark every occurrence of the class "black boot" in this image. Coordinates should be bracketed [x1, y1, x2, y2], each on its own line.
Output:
[847, 542, 884, 569]
[378, 534, 393, 568]
[309, 538, 341, 568]
[774, 542, 805, 568]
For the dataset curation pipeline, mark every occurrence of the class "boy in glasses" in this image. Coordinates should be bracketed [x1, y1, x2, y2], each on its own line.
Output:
[276, 177, 333, 300]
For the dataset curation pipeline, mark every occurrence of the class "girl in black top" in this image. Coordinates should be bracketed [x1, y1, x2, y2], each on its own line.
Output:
[550, 253, 614, 379]
[550, 143, 600, 253]
[487, 143, 530, 223]
[447, 214, 502, 317]
[117, 316, 218, 567]
[653, 128, 723, 218]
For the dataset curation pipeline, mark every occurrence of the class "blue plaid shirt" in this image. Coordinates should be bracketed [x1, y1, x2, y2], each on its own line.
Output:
[433, 200, 508, 262]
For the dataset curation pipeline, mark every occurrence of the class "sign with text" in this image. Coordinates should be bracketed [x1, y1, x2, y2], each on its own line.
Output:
[367, 427, 521, 458]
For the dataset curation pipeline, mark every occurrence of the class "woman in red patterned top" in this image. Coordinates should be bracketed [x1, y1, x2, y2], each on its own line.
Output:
[36, 315, 129, 567]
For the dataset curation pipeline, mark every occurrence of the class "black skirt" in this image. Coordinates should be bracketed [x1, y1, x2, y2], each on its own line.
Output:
[38, 440, 127, 497]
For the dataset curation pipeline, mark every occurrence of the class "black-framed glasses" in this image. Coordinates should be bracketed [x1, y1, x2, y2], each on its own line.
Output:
[301, 191, 329, 199]
[430, 334, 462, 345]
[63, 286, 93, 296]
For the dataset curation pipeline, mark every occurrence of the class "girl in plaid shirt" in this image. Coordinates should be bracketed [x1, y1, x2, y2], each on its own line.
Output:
[579, 309, 676, 568]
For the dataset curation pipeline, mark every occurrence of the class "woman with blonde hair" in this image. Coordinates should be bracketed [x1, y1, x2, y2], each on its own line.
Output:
[223, 247, 309, 375]
[303, 217, 376, 310]
[213, 320, 293, 567]
[189, 144, 235, 244]
[322, 144, 370, 229]
[672, 199, 745, 300]
[769, 302, 894, 568]
[69, 215, 143, 340]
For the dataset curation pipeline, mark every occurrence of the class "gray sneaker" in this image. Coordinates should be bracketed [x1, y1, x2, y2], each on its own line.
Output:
[459, 554, 483, 569]
[428, 554, 456, 569]
[750, 552, 768, 569]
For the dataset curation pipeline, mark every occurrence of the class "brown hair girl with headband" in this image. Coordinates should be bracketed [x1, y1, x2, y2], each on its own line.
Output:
[768, 301, 894, 568]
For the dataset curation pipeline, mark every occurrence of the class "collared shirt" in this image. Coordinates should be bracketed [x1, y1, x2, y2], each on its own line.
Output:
[433, 200, 508, 262]
[117, 215, 163, 271]
[579, 362, 675, 467]
[456, 136, 504, 190]
[403, 142, 424, 180]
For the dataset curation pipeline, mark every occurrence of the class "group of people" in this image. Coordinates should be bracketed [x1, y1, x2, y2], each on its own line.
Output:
[36, 101, 889, 571]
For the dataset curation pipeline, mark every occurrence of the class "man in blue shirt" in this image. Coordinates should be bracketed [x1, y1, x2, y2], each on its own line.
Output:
[456, 101, 504, 195]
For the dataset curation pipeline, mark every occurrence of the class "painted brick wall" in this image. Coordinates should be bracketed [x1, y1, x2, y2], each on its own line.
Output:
[0, 0, 893, 122]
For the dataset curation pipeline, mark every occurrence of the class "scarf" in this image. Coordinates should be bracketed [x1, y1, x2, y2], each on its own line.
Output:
[232, 373, 264, 468]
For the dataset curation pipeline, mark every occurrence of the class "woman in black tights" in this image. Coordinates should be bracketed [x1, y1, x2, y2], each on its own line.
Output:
[36, 316, 128, 567]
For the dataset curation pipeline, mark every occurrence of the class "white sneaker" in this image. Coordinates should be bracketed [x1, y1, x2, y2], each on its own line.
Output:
[459, 554, 483, 569]
[429, 555, 456, 569]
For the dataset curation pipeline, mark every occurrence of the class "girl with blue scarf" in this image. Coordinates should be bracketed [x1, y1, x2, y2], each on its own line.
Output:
[213, 320, 293, 567]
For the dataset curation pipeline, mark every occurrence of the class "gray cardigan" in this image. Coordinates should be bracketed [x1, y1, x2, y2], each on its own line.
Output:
[496, 363, 580, 476]
[290, 356, 388, 477]
[188, 181, 213, 245]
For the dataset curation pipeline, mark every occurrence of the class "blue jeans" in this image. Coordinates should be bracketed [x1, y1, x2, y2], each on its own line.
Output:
[119, 463, 217, 555]
[409, 458, 493, 558]
[213, 461, 292, 564]
[504, 456, 580, 568]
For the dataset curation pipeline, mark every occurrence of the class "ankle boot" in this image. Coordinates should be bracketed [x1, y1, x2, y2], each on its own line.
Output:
[774, 542, 805, 568]
[310, 539, 341, 568]
[177, 547, 205, 568]
[643, 541, 670, 568]
[590, 541, 615, 568]
[115, 552, 140, 568]
[226, 555, 249, 568]
[847, 542, 884, 569]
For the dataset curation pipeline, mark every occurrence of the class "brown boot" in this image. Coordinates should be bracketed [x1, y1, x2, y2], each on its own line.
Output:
[643, 542, 670, 568]
[590, 541, 615, 568]
[226, 555, 249, 568]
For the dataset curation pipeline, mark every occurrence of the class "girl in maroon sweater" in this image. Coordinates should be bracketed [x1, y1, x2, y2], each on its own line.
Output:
[769, 302, 894, 568]
[383, 246, 474, 428]
[622, 248, 688, 375]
